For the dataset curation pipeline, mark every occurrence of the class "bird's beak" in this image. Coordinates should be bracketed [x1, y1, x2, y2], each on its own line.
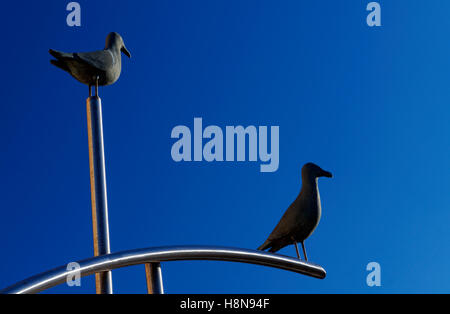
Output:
[321, 170, 333, 178]
[121, 46, 131, 58]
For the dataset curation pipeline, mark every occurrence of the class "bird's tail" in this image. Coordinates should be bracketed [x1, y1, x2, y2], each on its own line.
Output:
[257, 240, 272, 251]
[50, 59, 70, 73]
[49, 49, 73, 60]
[49, 49, 73, 73]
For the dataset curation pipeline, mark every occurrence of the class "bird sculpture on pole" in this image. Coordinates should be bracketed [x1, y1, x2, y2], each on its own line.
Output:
[48, 32, 131, 294]
[49, 32, 131, 96]
[258, 163, 332, 261]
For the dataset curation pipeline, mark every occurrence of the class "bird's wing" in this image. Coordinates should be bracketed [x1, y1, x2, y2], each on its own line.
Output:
[74, 50, 115, 72]
[267, 200, 300, 241]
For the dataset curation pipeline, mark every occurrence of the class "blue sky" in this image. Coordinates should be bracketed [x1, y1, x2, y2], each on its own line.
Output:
[0, 1, 449, 293]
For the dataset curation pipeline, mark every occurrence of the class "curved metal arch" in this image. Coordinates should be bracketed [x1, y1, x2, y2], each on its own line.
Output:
[0, 246, 326, 294]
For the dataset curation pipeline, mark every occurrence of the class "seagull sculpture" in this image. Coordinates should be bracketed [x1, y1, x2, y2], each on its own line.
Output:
[49, 32, 131, 96]
[258, 163, 332, 261]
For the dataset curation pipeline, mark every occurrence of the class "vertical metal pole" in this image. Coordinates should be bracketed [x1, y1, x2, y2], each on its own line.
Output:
[145, 263, 164, 294]
[87, 96, 113, 294]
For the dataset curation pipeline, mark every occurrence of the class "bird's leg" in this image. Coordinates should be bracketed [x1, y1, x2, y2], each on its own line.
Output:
[293, 241, 301, 260]
[95, 76, 99, 97]
[301, 241, 308, 262]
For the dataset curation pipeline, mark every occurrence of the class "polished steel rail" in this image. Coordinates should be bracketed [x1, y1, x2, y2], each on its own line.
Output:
[0, 246, 326, 294]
